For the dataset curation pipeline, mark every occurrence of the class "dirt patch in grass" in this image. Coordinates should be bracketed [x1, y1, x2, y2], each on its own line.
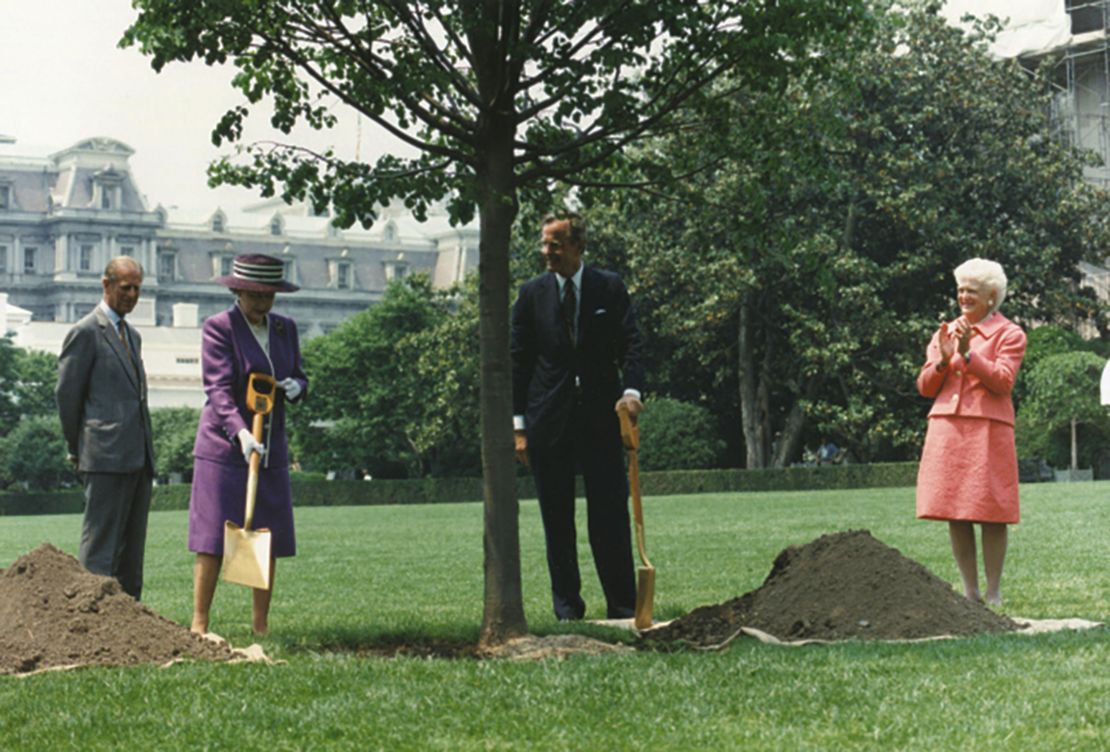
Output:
[643, 529, 1020, 647]
[478, 634, 633, 660]
[0, 543, 236, 675]
[330, 634, 631, 661]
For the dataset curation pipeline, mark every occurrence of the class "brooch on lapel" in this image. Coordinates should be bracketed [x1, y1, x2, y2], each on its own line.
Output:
[274, 319, 286, 336]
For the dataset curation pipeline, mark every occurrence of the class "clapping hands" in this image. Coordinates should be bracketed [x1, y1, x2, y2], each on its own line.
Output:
[939, 317, 972, 362]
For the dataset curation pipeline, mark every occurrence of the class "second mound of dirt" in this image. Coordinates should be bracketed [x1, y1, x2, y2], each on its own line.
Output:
[645, 530, 1019, 646]
[0, 543, 237, 675]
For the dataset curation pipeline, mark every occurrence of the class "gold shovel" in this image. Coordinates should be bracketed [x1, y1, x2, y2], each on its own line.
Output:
[222, 372, 276, 590]
[618, 403, 655, 630]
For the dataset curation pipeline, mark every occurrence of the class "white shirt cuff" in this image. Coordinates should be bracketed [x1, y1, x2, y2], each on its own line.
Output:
[513, 415, 525, 431]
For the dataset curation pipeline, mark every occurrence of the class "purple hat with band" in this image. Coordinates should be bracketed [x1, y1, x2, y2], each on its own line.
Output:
[216, 254, 299, 293]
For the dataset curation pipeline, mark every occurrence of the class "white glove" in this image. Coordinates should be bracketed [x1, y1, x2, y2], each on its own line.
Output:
[237, 428, 265, 463]
[279, 377, 302, 401]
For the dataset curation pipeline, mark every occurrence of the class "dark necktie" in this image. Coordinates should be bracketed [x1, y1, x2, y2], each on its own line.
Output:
[118, 320, 138, 375]
[562, 279, 577, 345]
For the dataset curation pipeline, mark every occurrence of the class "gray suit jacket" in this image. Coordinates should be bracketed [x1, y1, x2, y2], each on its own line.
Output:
[56, 306, 154, 473]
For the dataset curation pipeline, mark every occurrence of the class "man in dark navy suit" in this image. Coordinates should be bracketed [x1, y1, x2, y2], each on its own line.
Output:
[511, 211, 645, 621]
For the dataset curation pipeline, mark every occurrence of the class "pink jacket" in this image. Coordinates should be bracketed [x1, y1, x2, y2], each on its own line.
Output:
[916, 313, 1026, 426]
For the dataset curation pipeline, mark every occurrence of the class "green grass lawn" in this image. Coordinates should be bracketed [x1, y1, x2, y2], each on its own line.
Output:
[1, 482, 1107, 751]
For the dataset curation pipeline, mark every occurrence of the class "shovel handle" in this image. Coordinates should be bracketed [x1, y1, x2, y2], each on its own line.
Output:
[243, 412, 264, 531]
[618, 404, 651, 569]
[617, 403, 639, 450]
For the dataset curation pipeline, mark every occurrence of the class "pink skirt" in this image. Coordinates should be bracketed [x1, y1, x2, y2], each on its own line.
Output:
[916, 416, 1019, 524]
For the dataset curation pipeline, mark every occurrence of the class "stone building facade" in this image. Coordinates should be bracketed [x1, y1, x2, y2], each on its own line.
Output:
[0, 136, 478, 336]
[0, 136, 478, 407]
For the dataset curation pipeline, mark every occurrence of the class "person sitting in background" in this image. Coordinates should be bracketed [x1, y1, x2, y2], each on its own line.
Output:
[817, 437, 839, 466]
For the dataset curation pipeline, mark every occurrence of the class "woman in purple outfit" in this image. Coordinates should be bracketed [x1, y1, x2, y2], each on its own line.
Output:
[188, 254, 307, 635]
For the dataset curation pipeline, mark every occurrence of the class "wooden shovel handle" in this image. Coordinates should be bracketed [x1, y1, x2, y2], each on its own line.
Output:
[618, 403, 651, 568]
[617, 403, 639, 450]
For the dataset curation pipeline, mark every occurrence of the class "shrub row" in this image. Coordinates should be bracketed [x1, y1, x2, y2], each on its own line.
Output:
[0, 462, 920, 516]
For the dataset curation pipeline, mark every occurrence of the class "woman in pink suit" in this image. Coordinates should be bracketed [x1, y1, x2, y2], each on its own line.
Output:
[916, 258, 1026, 606]
[188, 254, 307, 635]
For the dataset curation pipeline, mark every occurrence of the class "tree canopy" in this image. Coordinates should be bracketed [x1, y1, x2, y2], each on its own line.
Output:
[582, 2, 1110, 468]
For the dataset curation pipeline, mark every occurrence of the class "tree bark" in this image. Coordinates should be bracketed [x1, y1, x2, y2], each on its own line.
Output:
[772, 399, 805, 469]
[1071, 417, 1078, 472]
[771, 376, 819, 468]
[737, 300, 765, 468]
[475, 105, 528, 647]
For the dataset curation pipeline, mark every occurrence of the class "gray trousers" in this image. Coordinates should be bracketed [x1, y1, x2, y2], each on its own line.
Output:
[79, 468, 153, 600]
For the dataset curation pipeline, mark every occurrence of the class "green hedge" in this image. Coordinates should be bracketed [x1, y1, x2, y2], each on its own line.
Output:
[0, 462, 919, 515]
[0, 490, 85, 515]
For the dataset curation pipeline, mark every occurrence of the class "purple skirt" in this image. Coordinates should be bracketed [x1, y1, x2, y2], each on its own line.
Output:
[188, 457, 297, 557]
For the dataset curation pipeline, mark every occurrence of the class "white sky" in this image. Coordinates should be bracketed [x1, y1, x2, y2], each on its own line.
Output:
[0, 1, 1067, 214]
[0, 0, 395, 213]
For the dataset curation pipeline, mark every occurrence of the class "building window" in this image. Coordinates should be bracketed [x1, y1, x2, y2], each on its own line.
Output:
[79, 244, 94, 273]
[384, 261, 408, 281]
[212, 215, 224, 233]
[120, 245, 134, 258]
[283, 258, 295, 282]
[158, 251, 176, 281]
[221, 255, 234, 276]
[0, 244, 7, 274]
[23, 246, 37, 274]
[270, 217, 282, 236]
[336, 262, 351, 289]
[0, 185, 10, 210]
[382, 222, 397, 242]
[101, 190, 112, 210]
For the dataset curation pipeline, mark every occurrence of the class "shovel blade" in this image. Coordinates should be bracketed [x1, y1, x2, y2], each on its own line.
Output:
[222, 521, 272, 590]
[633, 565, 655, 630]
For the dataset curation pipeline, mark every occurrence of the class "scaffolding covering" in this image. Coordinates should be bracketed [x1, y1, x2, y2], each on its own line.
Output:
[944, 0, 1071, 58]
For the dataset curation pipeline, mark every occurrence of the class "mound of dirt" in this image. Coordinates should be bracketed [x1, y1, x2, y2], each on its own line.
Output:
[0, 543, 236, 675]
[645, 530, 1019, 646]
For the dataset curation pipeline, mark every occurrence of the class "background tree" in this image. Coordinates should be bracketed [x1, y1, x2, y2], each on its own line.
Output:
[291, 276, 447, 479]
[0, 336, 57, 437]
[1018, 351, 1108, 472]
[399, 277, 482, 478]
[0, 416, 73, 492]
[637, 397, 725, 472]
[582, 1, 1110, 469]
[124, 0, 866, 644]
[150, 408, 201, 482]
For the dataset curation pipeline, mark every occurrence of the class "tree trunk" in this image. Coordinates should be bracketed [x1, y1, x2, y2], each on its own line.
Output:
[772, 399, 805, 469]
[1071, 417, 1078, 472]
[771, 376, 819, 468]
[475, 113, 528, 647]
[737, 300, 765, 468]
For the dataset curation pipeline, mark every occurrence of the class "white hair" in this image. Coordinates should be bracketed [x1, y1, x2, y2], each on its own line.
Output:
[954, 258, 1007, 314]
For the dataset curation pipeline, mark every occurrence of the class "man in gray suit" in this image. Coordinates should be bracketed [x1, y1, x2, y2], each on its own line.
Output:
[57, 256, 155, 600]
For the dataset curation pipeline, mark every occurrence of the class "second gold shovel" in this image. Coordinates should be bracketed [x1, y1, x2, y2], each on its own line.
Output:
[222, 372, 275, 590]
[618, 403, 655, 630]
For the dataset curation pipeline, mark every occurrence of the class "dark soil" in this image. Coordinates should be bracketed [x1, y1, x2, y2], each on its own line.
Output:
[0, 543, 236, 675]
[644, 530, 1020, 646]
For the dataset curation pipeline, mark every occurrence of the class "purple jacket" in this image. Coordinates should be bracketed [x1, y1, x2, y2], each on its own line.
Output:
[192, 305, 308, 467]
